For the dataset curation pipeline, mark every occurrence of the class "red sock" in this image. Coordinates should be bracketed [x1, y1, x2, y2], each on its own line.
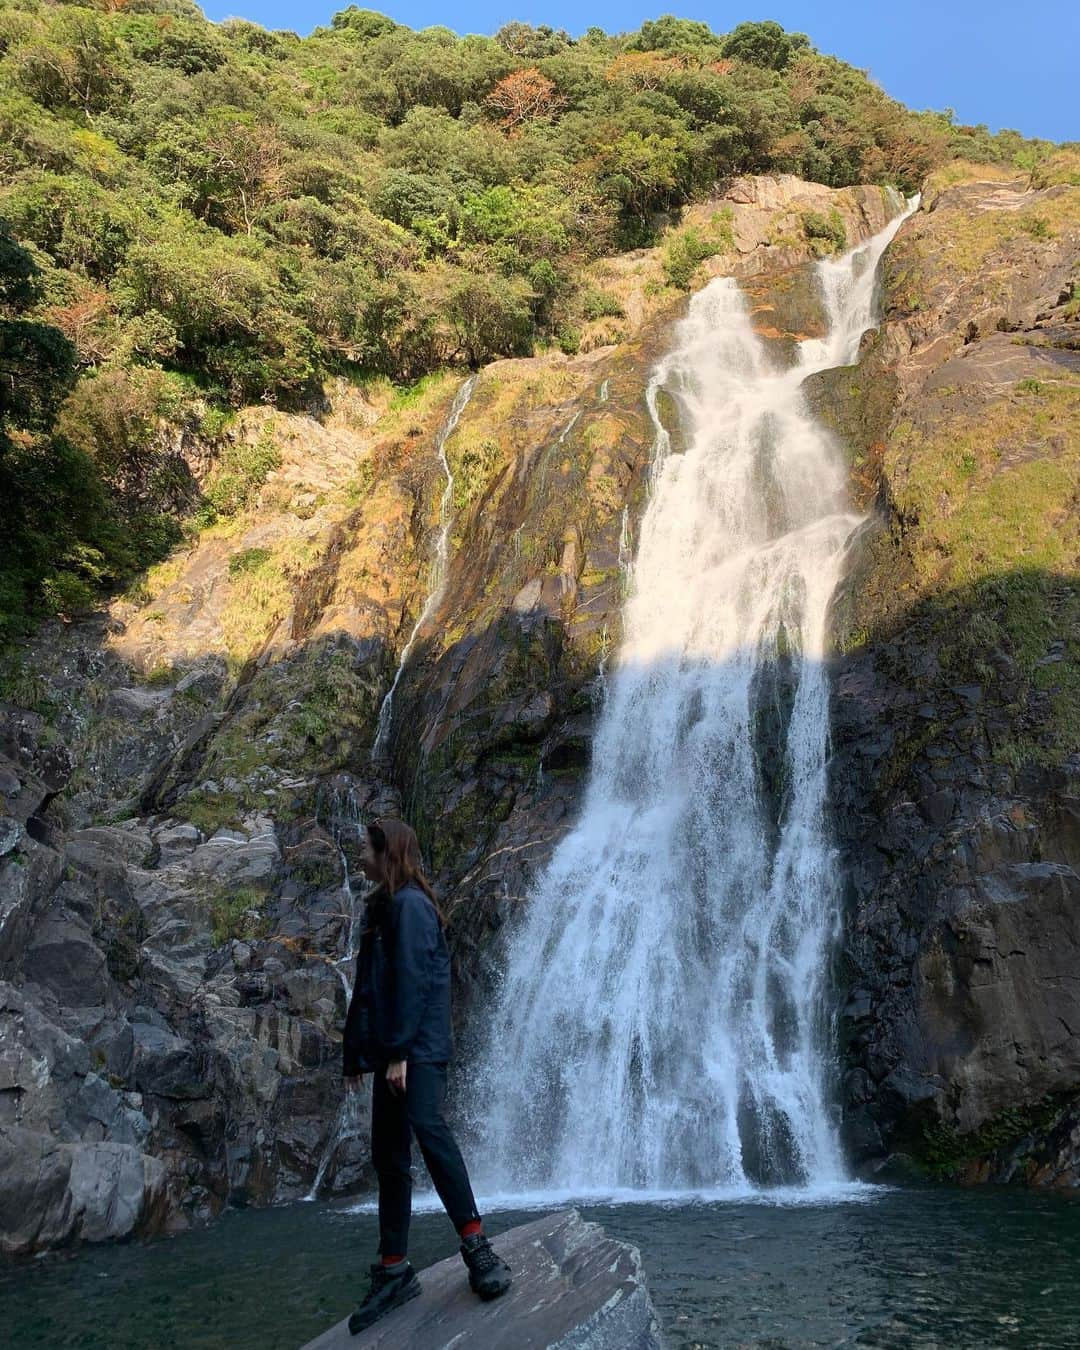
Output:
[459, 1220, 483, 1240]
[381, 1253, 406, 1266]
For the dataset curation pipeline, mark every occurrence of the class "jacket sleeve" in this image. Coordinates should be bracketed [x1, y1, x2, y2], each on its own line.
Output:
[342, 947, 372, 1077]
[383, 889, 436, 1062]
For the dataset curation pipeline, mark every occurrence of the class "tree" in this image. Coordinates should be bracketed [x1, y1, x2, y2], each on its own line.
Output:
[484, 67, 564, 131]
[441, 269, 534, 365]
[604, 52, 685, 93]
[329, 7, 401, 39]
[0, 223, 78, 446]
[43, 284, 116, 367]
[203, 119, 287, 235]
[0, 223, 111, 633]
[596, 130, 686, 226]
[494, 23, 571, 58]
[14, 10, 128, 118]
[56, 367, 195, 513]
[633, 17, 716, 52]
[1015, 143, 1052, 190]
[721, 21, 810, 72]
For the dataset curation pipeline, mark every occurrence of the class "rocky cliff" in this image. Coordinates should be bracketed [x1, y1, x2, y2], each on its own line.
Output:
[0, 168, 1075, 1255]
[821, 165, 1080, 1182]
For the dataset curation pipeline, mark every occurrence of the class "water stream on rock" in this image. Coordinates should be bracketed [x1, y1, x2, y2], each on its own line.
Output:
[468, 200, 915, 1203]
[371, 374, 477, 761]
[305, 785, 366, 1199]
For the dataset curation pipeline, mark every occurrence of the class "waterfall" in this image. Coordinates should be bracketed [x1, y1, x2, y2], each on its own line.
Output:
[371, 375, 477, 761]
[617, 505, 632, 587]
[468, 202, 916, 1203]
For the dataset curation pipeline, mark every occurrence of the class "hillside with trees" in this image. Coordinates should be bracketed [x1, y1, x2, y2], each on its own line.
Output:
[0, 2, 1061, 635]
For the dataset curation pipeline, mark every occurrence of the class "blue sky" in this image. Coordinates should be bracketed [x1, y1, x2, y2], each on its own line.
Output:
[200, 1, 1077, 143]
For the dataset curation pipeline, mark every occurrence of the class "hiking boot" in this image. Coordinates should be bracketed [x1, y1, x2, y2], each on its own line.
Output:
[347, 1260, 421, 1334]
[460, 1232, 513, 1300]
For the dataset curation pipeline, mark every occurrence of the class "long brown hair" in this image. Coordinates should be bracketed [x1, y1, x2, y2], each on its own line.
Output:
[364, 817, 446, 929]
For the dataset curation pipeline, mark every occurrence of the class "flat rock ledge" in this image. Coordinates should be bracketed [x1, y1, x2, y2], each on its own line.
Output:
[300, 1208, 664, 1349]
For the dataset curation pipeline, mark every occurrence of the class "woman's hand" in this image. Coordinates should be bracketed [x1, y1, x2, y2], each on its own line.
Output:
[386, 1060, 407, 1096]
[344, 1074, 365, 1094]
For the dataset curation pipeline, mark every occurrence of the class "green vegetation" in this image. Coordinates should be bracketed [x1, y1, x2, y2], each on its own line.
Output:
[228, 547, 273, 576]
[915, 1096, 1069, 1179]
[1020, 214, 1052, 240]
[202, 883, 270, 947]
[218, 532, 316, 663]
[886, 381, 1080, 766]
[580, 288, 624, 320]
[170, 637, 380, 811]
[801, 206, 847, 256]
[451, 431, 503, 509]
[662, 208, 734, 288]
[195, 421, 281, 525]
[0, 3, 1057, 638]
[0, 221, 191, 635]
[173, 787, 245, 837]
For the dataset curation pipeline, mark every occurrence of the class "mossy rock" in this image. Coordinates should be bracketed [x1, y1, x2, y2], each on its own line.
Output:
[911, 1095, 1074, 1180]
[803, 347, 899, 506]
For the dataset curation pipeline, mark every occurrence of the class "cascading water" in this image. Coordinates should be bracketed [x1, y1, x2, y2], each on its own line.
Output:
[371, 375, 477, 761]
[468, 199, 916, 1203]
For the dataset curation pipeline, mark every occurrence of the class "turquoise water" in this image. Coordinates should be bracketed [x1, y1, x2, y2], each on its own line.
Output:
[3, 1186, 1080, 1348]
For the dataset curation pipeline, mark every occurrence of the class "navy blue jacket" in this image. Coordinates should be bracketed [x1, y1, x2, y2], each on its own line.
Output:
[342, 883, 452, 1074]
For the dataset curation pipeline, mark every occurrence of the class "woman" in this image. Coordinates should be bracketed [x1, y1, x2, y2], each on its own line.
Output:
[342, 816, 512, 1334]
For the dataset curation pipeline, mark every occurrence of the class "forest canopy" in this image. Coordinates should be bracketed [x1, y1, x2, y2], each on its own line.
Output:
[0, 2, 1059, 635]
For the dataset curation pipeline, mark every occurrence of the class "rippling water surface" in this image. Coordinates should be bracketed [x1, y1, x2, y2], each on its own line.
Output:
[4, 1187, 1080, 1348]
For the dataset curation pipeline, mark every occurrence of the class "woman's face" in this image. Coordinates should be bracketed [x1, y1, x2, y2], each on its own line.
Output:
[359, 829, 384, 882]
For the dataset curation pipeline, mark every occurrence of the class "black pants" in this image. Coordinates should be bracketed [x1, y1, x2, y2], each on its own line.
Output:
[370, 1060, 481, 1258]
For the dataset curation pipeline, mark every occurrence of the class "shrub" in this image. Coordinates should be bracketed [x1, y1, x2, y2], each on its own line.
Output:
[662, 229, 710, 289]
[196, 422, 282, 524]
[801, 207, 847, 256]
[580, 288, 624, 320]
[56, 367, 195, 512]
[203, 884, 270, 947]
[229, 547, 272, 576]
[556, 323, 581, 354]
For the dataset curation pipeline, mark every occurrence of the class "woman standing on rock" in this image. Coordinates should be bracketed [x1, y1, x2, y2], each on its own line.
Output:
[341, 816, 512, 1334]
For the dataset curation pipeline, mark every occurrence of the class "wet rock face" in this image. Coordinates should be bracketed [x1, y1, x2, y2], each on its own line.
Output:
[825, 170, 1080, 1180]
[302, 1209, 663, 1350]
[831, 647, 1080, 1174]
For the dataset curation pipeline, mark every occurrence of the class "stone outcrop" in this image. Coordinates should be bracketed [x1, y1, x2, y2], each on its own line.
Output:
[823, 168, 1080, 1180]
[301, 1209, 663, 1350]
[0, 1125, 168, 1254]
